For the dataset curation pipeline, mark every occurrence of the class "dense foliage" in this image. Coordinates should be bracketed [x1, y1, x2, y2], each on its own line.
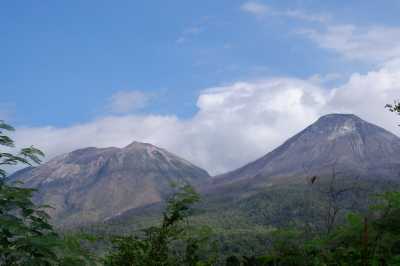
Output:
[0, 121, 94, 265]
[93, 182, 400, 266]
[386, 101, 400, 116]
[104, 184, 218, 266]
[234, 191, 400, 265]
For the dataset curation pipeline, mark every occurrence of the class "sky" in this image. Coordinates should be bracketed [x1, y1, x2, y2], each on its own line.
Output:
[2, 0, 400, 175]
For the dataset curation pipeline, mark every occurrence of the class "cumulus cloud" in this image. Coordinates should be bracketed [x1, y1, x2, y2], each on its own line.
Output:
[10, 61, 400, 175]
[326, 59, 400, 126]
[108, 90, 150, 113]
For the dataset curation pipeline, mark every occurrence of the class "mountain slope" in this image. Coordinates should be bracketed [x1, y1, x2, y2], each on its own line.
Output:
[11, 142, 210, 226]
[211, 114, 400, 187]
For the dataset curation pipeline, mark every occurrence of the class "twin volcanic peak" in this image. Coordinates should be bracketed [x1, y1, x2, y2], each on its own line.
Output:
[10, 114, 400, 226]
[213, 113, 400, 185]
[11, 141, 210, 226]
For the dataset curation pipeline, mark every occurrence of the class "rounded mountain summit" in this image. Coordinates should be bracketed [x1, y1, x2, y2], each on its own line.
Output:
[11, 141, 210, 226]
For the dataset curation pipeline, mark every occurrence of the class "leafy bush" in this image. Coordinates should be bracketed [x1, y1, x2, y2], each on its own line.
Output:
[0, 121, 94, 265]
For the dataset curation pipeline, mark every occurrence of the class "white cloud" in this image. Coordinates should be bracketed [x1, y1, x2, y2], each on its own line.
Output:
[12, 115, 180, 160]
[108, 90, 150, 113]
[326, 59, 400, 127]
[299, 25, 400, 63]
[187, 79, 328, 172]
[241, 2, 269, 16]
[10, 61, 400, 175]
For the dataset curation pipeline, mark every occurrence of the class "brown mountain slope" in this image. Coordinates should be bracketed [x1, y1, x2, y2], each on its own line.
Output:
[11, 141, 210, 226]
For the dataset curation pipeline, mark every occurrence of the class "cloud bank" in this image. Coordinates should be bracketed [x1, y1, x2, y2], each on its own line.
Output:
[12, 60, 400, 175]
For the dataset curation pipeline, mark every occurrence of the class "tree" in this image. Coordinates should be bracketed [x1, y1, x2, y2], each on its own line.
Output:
[386, 101, 400, 116]
[386, 100, 400, 127]
[311, 167, 367, 234]
[0, 121, 94, 265]
[104, 184, 218, 266]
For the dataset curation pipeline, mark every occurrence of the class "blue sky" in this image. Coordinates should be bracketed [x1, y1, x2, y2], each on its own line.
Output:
[2, 1, 400, 173]
[2, 0, 398, 126]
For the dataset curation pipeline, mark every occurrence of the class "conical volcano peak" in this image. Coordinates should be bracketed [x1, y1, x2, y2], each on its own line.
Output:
[124, 141, 155, 149]
[305, 113, 371, 140]
[315, 113, 364, 126]
[318, 113, 362, 120]
[214, 113, 400, 185]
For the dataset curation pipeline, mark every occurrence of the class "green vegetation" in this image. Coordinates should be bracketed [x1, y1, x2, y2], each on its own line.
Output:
[104, 184, 218, 266]
[386, 101, 400, 116]
[81, 178, 400, 265]
[0, 121, 94, 265]
[229, 191, 400, 265]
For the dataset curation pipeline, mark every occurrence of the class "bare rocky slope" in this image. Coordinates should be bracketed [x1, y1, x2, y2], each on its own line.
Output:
[10, 142, 210, 226]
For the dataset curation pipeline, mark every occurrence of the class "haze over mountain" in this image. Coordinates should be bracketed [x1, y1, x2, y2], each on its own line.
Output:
[11, 142, 210, 226]
[211, 114, 400, 187]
